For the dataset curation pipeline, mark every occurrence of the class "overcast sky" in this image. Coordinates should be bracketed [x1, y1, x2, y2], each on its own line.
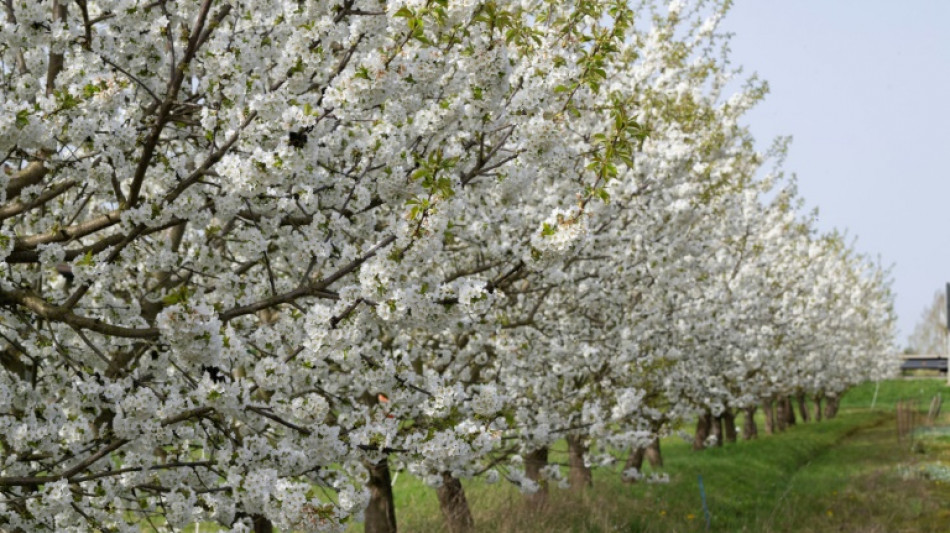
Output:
[718, 1, 950, 347]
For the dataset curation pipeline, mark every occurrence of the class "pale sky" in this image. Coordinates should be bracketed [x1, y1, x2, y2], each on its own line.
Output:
[719, 1, 950, 347]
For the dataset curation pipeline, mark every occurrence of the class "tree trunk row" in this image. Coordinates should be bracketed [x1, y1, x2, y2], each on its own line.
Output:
[361, 392, 845, 533]
[365, 456, 476, 533]
[624, 436, 664, 484]
[694, 408, 742, 450]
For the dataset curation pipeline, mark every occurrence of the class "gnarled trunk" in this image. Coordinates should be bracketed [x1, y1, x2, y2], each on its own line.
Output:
[566, 435, 592, 489]
[524, 447, 549, 508]
[797, 393, 811, 423]
[722, 408, 737, 443]
[813, 396, 823, 422]
[623, 445, 646, 484]
[693, 411, 712, 450]
[437, 472, 474, 533]
[365, 457, 398, 533]
[646, 437, 663, 467]
[742, 406, 758, 440]
[762, 400, 775, 435]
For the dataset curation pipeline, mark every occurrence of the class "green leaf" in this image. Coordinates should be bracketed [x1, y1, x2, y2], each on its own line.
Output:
[78, 250, 95, 266]
[82, 83, 103, 98]
[162, 286, 193, 306]
[15, 110, 29, 129]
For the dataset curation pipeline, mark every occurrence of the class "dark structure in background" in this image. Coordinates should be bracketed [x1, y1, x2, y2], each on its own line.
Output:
[900, 354, 948, 375]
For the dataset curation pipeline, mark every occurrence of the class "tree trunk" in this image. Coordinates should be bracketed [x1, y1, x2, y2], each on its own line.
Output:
[711, 414, 724, 447]
[253, 515, 273, 533]
[775, 398, 788, 432]
[693, 411, 712, 451]
[437, 472, 474, 533]
[824, 396, 840, 419]
[797, 393, 811, 423]
[784, 396, 797, 426]
[566, 435, 592, 489]
[742, 406, 758, 440]
[524, 447, 549, 508]
[623, 446, 646, 484]
[645, 437, 663, 467]
[722, 408, 738, 443]
[365, 457, 398, 533]
[762, 400, 775, 435]
[813, 396, 823, 422]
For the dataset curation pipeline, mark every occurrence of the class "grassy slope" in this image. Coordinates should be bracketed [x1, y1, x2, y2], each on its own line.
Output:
[364, 379, 950, 533]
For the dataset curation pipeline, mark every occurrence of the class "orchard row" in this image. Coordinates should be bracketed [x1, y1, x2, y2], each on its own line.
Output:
[0, 1, 893, 532]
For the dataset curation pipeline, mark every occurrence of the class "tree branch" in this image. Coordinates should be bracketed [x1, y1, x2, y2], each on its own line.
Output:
[0, 287, 159, 339]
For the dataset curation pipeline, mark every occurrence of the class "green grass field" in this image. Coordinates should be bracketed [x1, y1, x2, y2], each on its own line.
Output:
[351, 378, 950, 533]
[838, 378, 948, 410]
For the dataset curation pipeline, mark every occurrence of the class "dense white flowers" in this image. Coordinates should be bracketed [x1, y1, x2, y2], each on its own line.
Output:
[0, 0, 894, 531]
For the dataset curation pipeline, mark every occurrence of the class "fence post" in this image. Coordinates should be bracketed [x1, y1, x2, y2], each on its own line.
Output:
[928, 394, 942, 425]
[698, 474, 711, 532]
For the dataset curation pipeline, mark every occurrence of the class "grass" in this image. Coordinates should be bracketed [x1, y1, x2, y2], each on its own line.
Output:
[838, 378, 949, 410]
[349, 378, 950, 533]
